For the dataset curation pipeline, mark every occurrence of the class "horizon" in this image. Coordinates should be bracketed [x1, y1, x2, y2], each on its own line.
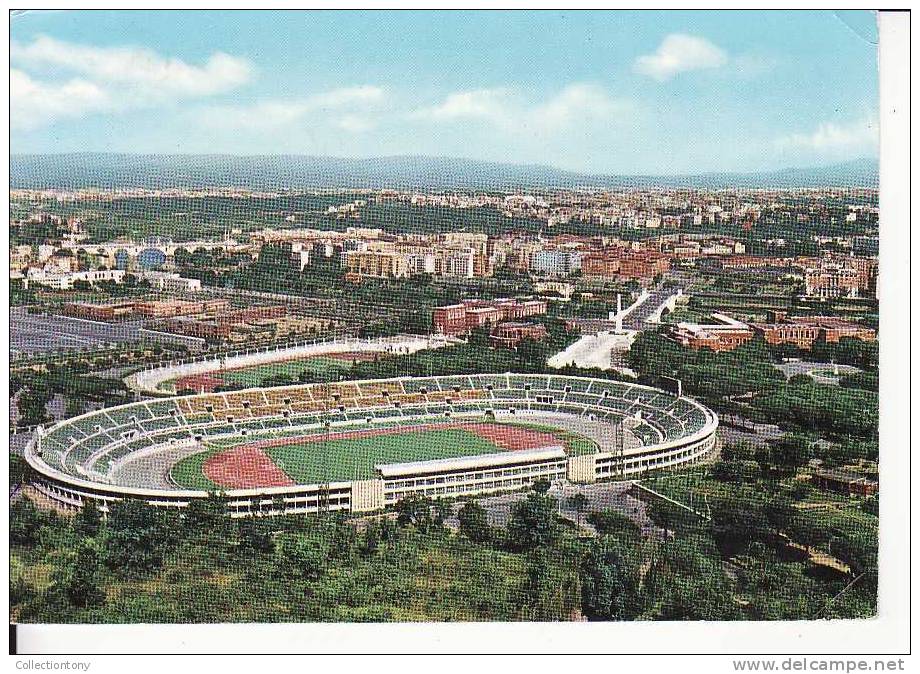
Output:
[10, 150, 878, 177]
[9, 153, 878, 184]
[11, 10, 879, 175]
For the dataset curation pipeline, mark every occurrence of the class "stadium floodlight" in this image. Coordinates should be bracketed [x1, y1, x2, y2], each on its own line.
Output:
[659, 375, 683, 398]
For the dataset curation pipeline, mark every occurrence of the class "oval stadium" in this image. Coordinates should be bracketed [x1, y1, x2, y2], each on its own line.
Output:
[24, 374, 718, 517]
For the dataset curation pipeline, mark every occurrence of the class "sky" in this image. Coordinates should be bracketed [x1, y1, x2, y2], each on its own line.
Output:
[10, 10, 880, 175]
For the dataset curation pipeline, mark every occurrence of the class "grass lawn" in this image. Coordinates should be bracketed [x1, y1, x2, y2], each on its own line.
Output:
[265, 428, 502, 483]
[640, 467, 879, 533]
[220, 356, 354, 388]
[169, 445, 223, 491]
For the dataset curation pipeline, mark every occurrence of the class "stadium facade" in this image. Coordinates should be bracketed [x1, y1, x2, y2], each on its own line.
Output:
[24, 374, 718, 517]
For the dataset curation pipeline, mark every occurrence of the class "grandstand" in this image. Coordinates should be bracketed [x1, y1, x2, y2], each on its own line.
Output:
[24, 374, 718, 517]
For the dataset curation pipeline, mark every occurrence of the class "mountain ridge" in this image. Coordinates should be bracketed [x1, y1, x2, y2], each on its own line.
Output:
[10, 154, 879, 191]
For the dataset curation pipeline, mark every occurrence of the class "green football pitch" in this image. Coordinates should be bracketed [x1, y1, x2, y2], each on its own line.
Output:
[265, 428, 501, 483]
[219, 356, 354, 387]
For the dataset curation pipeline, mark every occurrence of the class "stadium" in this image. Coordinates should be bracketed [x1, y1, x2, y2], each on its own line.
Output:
[24, 371, 718, 517]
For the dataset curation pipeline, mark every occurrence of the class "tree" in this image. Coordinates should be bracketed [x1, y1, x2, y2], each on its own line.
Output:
[73, 501, 102, 539]
[769, 435, 813, 472]
[395, 495, 436, 532]
[274, 532, 329, 580]
[103, 501, 179, 576]
[710, 500, 772, 556]
[645, 537, 743, 620]
[17, 387, 52, 427]
[458, 501, 491, 542]
[720, 442, 756, 462]
[467, 326, 491, 348]
[516, 338, 548, 371]
[531, 478, 551, 495]
[763, 495, 797, 533]
[58, 539, 106, 608]
[10, 455, 29, 487]
[11, 498, 54, 546]
[522, 548, 579, 621]
[432, 500, 452, 528]
[237, 517, 275, 555]
[580, 539, 637, 620]
[567, 492, 589, 526]
[184, 492, 230, 538]
[359, 523, 380, 557]
[507, 491, 559, 552]
[712, 459, 761, 483]
[587, 510, 640, 539]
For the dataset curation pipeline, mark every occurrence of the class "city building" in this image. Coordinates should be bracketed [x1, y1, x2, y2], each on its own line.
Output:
[431, 304, 468, 336]
[812, 469, 878, 497]
[803, 256, 878, 299]
[751, 312, 876, 349]
[62, 300, 138, 321]
[432, 298, 548, 336]
[343, 250, 409, 281]
[489, 322, 548, 348]
[582, 250, 670, 282]
[134, 298, 230, 319]
[668, 313, 755, 352]
[138, 271, 203, 294]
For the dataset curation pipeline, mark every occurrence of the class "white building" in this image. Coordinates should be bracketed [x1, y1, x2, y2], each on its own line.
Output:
[24, 268, 126, 290]
[138, 271, 203, 293]
[530, 249, 582, 277]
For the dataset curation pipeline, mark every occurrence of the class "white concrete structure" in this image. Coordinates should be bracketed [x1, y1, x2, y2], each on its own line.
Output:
[547, 331, 638, 371]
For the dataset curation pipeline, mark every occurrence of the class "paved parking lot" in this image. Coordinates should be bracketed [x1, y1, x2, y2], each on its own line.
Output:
[774, 360, 861, 385]
[10, 307, 201, 356]
[10, 307, 147, 356]
[446, 480, 665, 538]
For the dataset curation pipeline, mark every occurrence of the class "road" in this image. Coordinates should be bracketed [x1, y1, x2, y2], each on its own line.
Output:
[622, 286, 681, 331]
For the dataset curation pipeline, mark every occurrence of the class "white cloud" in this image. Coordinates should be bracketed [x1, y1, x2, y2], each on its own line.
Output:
[10, 68, 110, 130]
[311, 85, 385, 108]
[10, 35, 254, 129]
[634, 34, 728, 81]
[11, 35, 253, 97]
[411, 87, 514, 122]
[336, 115, 376, 133]
[775, 117, 879, 156]
[411, 84, 629, 131]
[531, 83, 626, 129]
[203, 86, 386, 131]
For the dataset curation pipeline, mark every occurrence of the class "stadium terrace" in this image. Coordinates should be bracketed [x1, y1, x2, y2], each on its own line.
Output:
[24, 374, 718, 517]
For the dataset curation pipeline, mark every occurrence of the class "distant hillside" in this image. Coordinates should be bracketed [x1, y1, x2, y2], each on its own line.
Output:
[9, 154, 879, 191]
